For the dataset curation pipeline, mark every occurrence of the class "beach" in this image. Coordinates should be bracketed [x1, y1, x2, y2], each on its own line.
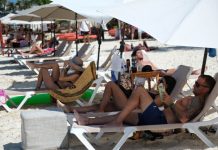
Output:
[1, 35, 218, 150]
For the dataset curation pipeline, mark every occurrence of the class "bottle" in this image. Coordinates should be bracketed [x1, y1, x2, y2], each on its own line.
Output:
[131, 43, 134, 50]
[158, 82, 165, 102]
[126, 59, 130, 73]
[131, 56, 137, 73]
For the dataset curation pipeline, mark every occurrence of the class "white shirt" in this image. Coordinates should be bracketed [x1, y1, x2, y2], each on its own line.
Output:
[80, 20, 90, 32]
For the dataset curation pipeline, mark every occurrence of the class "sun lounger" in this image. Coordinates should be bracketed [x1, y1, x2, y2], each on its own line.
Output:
[0, 89, 38, 112]
[97, 46, 118, 82]
[49, 61, 104, 106]
[14, 40, 70, 65]
[0, 61, 103, 111]
[70, 73, 218, 150]
[170, 65, 193, 100]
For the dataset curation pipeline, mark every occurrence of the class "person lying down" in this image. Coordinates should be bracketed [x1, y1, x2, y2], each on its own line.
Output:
[59, 75, 215, 127]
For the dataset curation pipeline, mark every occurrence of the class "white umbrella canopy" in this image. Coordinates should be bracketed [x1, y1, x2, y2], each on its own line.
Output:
[51, 0, 114, 23]
[0, 13, 30, 24]
[99, 0, 218, 48]
[17, 4, 85, 21]
[10, 14, 43, 22]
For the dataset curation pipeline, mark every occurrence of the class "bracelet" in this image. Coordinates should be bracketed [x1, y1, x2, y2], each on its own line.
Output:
[164, 103, 174, 109]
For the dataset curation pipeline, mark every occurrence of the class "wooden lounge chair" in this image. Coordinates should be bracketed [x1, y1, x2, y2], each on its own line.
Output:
[49, 61, 104, 106]
[70, 72, 218, 150]
[0, 62, 103, 112]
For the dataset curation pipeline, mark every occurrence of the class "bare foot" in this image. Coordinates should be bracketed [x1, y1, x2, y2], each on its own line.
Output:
[73, 110, 89, 125]
[57, 100, 70, 113]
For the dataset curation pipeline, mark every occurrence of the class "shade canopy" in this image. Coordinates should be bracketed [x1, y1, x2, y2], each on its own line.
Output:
[0, 13, 29, 24]
[17, 4, 85, 21]
[10, 14, 42, 22]
[51, 0, 127, 23]
[99, 0, 218, 48]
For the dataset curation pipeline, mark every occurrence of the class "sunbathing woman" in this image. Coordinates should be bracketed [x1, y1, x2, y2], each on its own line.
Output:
[20, 37, 59, 57]
[29, 57, 84, 90]
[57, 74, 176, 113]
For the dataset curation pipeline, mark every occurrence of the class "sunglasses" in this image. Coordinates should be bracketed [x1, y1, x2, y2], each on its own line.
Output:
[195, 81, 209, 88]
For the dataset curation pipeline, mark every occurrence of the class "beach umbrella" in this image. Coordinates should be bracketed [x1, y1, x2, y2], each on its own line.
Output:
[51, 0, 115, 23]
[10, 14, 41, 22]
[51, 0, 123, 69]
[10, 14, 55, 48]
[0, 13, 30, 24]
[99, 0, 218, 74]
[17, 4, 86, 56]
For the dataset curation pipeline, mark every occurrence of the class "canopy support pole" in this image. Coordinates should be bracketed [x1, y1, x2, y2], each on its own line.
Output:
[201, 48, 208, 75]
[97, 27, 102, 70]
[75, 13, 78, 56]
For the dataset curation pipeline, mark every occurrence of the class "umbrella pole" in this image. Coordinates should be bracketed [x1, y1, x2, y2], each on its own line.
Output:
[50, 21, 52, 39]
[75, 13, 78, 56]
[97, 27, 102, 70]
[41, 18, 44, 47]
[201, 48, 208, 75]
[53, 20, 56, 56]
[28, 24, 31, 47]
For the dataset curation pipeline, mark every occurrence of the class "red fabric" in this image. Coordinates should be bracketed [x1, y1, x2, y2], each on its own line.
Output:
[42, 47, 54, 54]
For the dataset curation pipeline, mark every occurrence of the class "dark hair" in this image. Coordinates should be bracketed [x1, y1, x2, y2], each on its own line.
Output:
[141, 65, 153, 72]
[131, 44, 146, 57]
[162, 75, 176, 94]
[199, 75, 216, 94]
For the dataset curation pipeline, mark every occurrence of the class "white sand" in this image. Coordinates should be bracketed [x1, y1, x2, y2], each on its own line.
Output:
[1, 34, 218, 149]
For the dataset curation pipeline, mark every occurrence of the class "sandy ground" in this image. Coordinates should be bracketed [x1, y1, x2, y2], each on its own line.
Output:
[1, 34, 218, 150]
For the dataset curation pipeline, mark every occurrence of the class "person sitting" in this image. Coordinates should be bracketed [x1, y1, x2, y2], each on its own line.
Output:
[28, 57, 84, 90]
[57, 74, 176, 113]
[132, 46, 205, 76]
[80, 20, 91, 43]
[73, 74, 216, 126]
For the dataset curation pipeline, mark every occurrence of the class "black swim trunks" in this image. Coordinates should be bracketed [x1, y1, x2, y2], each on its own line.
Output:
[138, 102, 167, 125]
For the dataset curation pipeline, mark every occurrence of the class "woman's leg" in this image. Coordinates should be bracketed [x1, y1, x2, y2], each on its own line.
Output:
[40, 68, 59, 90]
[110, 87, 153, 126]
[29, 45, 43, 54]
[74, 110, 118, 125]
[57, 100, 99, 113]
[98, 81, 128, 112]
[73, 87, 153, 126]
[35, 69, 43, 90]
[30, 62, 60, 82]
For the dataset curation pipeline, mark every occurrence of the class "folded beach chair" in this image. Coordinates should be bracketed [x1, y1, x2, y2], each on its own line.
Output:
[80, 45, 95, 62]
[70, 73, 218, 150]
[49, 61, 104, 106]
[170, 65, 193, 100]
[97, 46, 118, 82]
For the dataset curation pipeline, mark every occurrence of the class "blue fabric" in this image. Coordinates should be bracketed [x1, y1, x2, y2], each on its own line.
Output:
[208, 48, 216, 57]
[111, 70, 117, 82]
[138, 102, 167, 125]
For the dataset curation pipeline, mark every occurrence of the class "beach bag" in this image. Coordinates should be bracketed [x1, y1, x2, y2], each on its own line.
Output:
[208, 48, 217, 57]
